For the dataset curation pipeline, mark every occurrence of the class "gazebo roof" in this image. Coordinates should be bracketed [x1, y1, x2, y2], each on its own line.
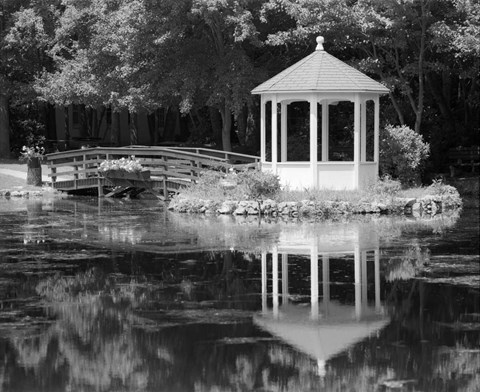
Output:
[252, 37, 389, 95]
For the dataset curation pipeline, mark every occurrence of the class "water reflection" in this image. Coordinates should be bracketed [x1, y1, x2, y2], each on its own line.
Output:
[255, 226, 388, 378]
[0, 198, 478, 391]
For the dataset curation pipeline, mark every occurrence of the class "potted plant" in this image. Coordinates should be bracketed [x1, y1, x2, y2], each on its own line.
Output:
[19, 135, 46, 186]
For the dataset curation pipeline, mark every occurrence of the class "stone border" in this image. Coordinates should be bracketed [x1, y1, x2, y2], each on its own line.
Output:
[168, 194, 462, 218]
[0, 188, 65, 199]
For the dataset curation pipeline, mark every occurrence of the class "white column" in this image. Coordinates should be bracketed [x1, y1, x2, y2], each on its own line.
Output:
[310, 245, 319, 320]
[272, 248, 279, 318]
[374, 249, 381, 311]
[261, 252, 267, 313]
[281, 102, 288, 162]
[353, 94, 361, 189]
[282, 254, 289, 304]
[361, 99, 367, 162]
[374, 96, 380, 176]
[271, 95, 278, 174]
[354, 245, 362, 320]
[322, 255, 330, 315]
[260, 96, 266, 163]
[361, 250, 368, 308]
[310, 96, 318, 188]
[321, 101, 329, 162]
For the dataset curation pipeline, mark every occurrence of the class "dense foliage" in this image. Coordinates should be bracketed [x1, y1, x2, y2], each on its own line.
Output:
[1, 0, 478, 175]
[380, 124, 431, 185]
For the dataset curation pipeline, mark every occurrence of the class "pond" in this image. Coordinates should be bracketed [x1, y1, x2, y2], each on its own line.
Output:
[0, 198, 478, 392]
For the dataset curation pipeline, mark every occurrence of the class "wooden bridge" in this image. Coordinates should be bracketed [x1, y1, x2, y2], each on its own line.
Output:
[46, 146, 260, 200]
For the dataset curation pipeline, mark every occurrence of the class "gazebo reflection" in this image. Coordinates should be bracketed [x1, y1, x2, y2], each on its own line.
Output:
[254, 222, 390, 375]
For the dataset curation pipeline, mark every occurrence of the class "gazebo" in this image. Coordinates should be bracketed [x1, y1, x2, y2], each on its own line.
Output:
[252, 37, 390, 190]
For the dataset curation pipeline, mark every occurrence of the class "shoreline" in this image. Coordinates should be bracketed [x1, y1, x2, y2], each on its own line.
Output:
[168, 194, 462, 218]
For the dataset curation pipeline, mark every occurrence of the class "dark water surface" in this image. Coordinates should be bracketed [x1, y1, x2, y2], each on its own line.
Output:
[0, 198, 478, 392]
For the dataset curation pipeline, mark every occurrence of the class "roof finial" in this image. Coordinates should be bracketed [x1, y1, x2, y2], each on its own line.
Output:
[316, 36, 324, 51]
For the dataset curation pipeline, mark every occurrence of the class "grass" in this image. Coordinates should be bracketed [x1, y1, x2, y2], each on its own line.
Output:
[0, 158, 53, 193]
[174, 171, 450, 204]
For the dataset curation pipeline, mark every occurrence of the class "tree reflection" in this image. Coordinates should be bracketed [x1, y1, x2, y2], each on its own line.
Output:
[2, 253, 327, 391]
[385, 241, 431, 282]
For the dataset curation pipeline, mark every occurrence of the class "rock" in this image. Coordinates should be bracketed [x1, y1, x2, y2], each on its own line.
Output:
[412, 202, 422, 212]
[377, 203, 388, 213]
[233, 207, 246, 215]
[403, 198, 417, 207]
[217, 201, 237, 214]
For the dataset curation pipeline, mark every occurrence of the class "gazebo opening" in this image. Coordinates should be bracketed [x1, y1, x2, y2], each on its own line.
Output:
[252, 36, 389, 191]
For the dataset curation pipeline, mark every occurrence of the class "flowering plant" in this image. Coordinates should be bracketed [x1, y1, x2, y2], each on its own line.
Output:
[99, 156, 143, 173]
[19, 145, 45, 162]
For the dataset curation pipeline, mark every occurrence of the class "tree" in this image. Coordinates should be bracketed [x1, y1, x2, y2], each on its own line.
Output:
[187, 0, 265, 151]
[0, 0, 59, 158]
[260, 0, 479, 167]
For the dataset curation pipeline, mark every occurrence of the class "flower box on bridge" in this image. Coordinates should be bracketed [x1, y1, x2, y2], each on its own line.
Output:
[102, 170, 151, 181]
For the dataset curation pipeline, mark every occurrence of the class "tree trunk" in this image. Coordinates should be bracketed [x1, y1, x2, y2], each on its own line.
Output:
[147, 112, 157, 145]
[0, 94, 10, 158]
[64, 106, 70, 149]
[208, 106, 223, 147]
[94, 107, 106, 138]
[129, 112, 138, 145]
[414, 0, 427, 134]
[111, 111, 121, 146]
[26, 157, 42, 186]
[44, 103, 57, 141]
[236, 106, 248, 146]
[219, 102, 232, 152]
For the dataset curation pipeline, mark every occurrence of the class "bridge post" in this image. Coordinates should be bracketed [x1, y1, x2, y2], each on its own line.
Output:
[97, 178, 104, 197]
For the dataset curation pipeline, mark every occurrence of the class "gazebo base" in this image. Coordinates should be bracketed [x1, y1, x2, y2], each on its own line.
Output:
[262, 161, 378, 191]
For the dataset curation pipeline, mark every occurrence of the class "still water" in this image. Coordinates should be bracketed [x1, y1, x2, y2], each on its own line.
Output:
[0, 198, 478, 392]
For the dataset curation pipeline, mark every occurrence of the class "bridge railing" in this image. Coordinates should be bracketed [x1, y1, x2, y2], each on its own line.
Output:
[45, 146, 260, 193]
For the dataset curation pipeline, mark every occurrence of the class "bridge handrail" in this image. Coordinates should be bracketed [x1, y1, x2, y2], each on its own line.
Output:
[169, 147, 259, 163]
[46, 146, 227, 163]
[45, 146, 260, 185]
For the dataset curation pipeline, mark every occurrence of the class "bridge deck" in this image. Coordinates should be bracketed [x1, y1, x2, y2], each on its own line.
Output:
[46, 146, 260, 199]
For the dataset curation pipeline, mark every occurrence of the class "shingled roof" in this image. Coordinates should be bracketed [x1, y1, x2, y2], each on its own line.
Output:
[252, 38, 389, 95]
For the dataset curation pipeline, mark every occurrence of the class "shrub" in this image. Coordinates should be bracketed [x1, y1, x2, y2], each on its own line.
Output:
[380, 124, 430, 186]
[236, 169, 281, 199]
[426, 179, 459, 196]
[182, 170, 226, 200]
[370, 175, 402, 196]
[176, 168, 281, 202]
